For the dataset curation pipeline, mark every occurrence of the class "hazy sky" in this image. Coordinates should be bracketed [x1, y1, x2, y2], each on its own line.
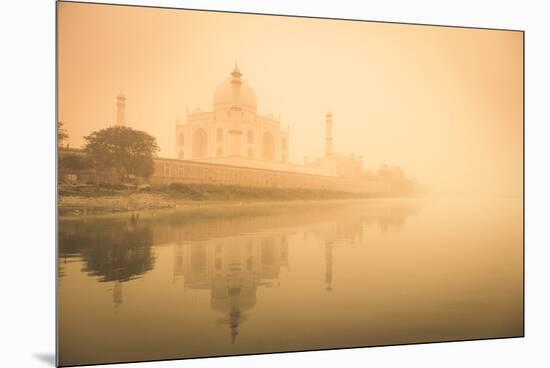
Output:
[58, 2, 523, 196]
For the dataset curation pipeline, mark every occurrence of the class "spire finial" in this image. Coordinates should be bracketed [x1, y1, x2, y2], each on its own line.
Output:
[231, 62, 242, 78]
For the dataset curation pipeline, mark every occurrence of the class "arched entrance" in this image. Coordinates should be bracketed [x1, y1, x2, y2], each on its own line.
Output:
[262, 132, 275, 161]
[192, 129, 208, 159]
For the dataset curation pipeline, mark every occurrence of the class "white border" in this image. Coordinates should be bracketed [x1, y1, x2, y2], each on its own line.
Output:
[2, 1, 549, 367]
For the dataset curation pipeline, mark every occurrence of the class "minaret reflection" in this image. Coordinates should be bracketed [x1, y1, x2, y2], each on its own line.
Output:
[173, 242, 185, 282]
[315, 205, 414, 291]
[325, 241, 333, 292]
[313, 220, 365, 292]
[174, 234, 289, 343]
[112, 280, 123, 309]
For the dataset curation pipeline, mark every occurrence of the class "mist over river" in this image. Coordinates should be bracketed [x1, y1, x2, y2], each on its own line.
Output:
[58, 198, 523, 366]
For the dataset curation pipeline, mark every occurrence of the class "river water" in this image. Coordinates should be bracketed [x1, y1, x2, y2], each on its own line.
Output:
[58, 198, 523, 366]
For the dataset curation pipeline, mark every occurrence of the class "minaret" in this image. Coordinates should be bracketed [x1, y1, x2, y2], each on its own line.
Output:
[116, 92, 126, 127]
[325, 111, 333, 156]
[228, 64, 244, 156]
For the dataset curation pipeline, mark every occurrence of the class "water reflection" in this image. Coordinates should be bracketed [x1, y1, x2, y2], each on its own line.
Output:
[59, 218, 155, 307]
[57, 199, 526, 367]
[59, 200, 418, 343]
[172, 234, 289, 343]
[165, 201, 418, 343]
[325, 243, 333, 291]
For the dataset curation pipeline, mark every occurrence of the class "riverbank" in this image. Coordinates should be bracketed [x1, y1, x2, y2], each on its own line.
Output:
[58, 182, 379, 217]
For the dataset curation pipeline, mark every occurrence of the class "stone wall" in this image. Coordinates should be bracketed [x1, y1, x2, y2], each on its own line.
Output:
[151, 157, 389, 195]
[58, 149, 391, 195]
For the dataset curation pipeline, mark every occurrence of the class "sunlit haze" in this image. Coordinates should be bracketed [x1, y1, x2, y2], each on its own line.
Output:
[58, 3, 523, 196]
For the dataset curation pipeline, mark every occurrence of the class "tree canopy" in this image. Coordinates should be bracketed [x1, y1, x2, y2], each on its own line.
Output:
[84, 126, 159, 181]
[60, 153, 92, 171]
[58, 121, 68, 146]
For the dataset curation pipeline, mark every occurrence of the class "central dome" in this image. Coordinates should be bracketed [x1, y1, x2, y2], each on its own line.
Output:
[213, 68, 257, 112]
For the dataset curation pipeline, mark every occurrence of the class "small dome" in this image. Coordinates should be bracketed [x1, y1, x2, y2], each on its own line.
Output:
[213, 69, 257, 112]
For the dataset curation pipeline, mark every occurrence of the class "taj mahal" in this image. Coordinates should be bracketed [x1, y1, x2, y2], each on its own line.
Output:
[62, 64, 411, 195]
[171, 64, 363, 178]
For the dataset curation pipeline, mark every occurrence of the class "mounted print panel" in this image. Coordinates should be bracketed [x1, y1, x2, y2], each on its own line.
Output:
[56, 1, 524, 366]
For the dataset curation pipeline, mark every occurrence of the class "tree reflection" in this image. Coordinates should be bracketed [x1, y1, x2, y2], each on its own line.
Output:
[59, 219, 155, 283]
[81, 225, 154, 282]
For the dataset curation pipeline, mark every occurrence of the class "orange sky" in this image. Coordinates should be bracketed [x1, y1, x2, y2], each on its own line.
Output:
[57, 2, 523, 196]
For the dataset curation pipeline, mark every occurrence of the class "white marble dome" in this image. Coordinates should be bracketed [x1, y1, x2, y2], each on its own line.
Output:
[213, 75, 257, 112]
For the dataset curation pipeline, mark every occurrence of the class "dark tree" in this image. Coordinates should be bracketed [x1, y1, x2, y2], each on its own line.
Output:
[60, 153, 92, 171]
[84, 126, 159, 181]
[58, 121, 68, 146]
